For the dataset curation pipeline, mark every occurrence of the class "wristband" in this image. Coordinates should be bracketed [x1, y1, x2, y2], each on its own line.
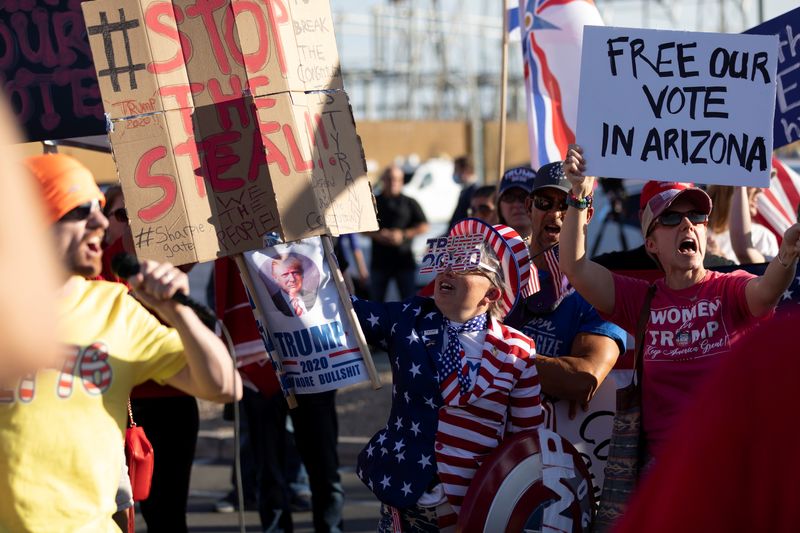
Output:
[566, 193, 593, 210]
[777, 253, 797, 268]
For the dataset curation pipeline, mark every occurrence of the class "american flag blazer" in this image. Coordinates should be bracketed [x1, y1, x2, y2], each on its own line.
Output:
[352, 295, 544, 511]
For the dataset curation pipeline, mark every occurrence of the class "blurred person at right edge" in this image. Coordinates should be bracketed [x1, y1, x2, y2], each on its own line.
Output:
[368, 164, 429, 301]
[101, 185, 200, 533]
[560, 143, 800, 466]
[496, 166, 536, 242]
[214, 257, 345, 533]
[505, 162, 626, 415]
[0, 100, 61, 383]
[614, 309, 800, 533]
[0, 154, 240, 532]
[705, 182, 778, 264]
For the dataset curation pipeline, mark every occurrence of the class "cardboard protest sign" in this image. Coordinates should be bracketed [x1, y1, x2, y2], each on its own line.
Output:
[80, 0, 194, 118]
[745, 6, 800, 150]
[107, 91, 374, 264]
[576, 26, 779, 187]
[242, 237, 370, 394]
[81, 0, 342, 120]
[232, 0, 343, 97]
[253, 91, 376, 242]
[108, 100, 281, 265]
[83, 0, 377, 264]
[0, 0, 105, 141]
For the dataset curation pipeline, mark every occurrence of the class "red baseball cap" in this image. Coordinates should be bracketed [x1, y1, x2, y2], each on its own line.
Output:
[640, 181, 712, 237]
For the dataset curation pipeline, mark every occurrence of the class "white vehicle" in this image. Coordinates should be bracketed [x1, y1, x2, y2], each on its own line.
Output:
[402, 158, 460, 225]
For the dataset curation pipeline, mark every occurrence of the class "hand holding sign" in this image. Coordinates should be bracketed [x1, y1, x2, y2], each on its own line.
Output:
[563, 144, 594, 199]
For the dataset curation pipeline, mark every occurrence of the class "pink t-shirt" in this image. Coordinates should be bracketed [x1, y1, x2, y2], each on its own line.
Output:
[604, 270, 762, 454]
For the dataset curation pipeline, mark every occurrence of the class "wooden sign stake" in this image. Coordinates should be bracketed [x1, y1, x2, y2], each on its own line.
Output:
[321, 235, 382, 390]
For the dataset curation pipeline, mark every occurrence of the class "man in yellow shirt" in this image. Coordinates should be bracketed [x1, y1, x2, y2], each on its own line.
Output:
[0, 154, 242, 532]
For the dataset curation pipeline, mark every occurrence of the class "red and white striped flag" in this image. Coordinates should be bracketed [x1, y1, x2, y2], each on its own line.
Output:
[542, 244, 569, 302]
[755, 157, 800, 244]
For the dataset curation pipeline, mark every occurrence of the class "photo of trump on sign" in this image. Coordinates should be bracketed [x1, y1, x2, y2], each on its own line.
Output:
[259, 252, 321, 318]
[243, 237, 370, 394]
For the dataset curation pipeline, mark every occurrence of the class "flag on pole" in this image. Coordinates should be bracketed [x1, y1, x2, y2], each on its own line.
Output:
[519, 0, 603, 169]
[755, 156, 800, 244]
[507, 6, 521, 42]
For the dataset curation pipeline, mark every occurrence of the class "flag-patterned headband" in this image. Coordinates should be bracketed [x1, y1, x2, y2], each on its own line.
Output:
[449, 218, 539, 319]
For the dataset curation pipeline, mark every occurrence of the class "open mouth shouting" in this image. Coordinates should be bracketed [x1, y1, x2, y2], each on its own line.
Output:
[678, 236, 698, 256]
[543, 224, 561, 238]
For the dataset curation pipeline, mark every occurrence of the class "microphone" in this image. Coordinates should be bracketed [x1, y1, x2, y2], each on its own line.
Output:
[111, 253, 218, 329]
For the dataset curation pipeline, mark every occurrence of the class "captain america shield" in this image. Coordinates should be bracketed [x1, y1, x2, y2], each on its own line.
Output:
[457, 428, 595, 532]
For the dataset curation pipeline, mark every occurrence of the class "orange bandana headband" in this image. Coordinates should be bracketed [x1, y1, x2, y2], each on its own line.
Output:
[25, 154, 105, 223]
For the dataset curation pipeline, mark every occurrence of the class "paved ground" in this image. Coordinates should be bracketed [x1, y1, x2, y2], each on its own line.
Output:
[133, 353, 393, 532]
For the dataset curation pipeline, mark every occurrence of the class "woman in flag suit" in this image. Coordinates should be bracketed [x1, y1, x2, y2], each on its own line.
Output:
[351, 218, 544, 532]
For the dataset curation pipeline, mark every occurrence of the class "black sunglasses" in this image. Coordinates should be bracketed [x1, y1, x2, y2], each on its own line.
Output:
[58, 199, 100, 222]
[656, 210, 709, 227]
[532, 195, 568, 212]
[107, 207, 128, 223]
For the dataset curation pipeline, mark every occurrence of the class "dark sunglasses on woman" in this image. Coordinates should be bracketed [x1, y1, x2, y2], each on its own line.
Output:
[656, 210, 709, 227]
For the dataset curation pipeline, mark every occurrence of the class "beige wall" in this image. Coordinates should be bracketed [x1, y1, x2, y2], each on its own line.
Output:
[18, 142, 118, 185]
[357, 119, 531, 183]
[356, 120, 470, 177]
[483, 120, 531, 184]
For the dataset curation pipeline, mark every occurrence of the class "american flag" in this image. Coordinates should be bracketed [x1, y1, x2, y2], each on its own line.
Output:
[778, 272, 800, 313]
[519, 0, 603, 168]
[755, 157, 800, 245]
[735, 262, 800, 314]
[543, 244, 569, 302]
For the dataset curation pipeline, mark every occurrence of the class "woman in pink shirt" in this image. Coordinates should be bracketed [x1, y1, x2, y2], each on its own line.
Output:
[559, 145, 800, 457]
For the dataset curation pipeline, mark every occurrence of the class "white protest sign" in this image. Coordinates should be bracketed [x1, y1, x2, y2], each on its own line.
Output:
[543, 374, 619, 501]
[242, 237, 370, 394]
[576, 26, 779, 187]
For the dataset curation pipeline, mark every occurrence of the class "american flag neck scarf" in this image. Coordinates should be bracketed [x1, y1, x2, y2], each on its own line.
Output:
[442, 313, 488, 395]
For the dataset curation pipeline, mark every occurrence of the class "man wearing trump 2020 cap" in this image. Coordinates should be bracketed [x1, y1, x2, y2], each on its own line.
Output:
[0, 153, 241, 532]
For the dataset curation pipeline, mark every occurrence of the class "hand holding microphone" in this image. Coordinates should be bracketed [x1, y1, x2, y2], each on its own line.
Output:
[112, 253, 217, 329]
